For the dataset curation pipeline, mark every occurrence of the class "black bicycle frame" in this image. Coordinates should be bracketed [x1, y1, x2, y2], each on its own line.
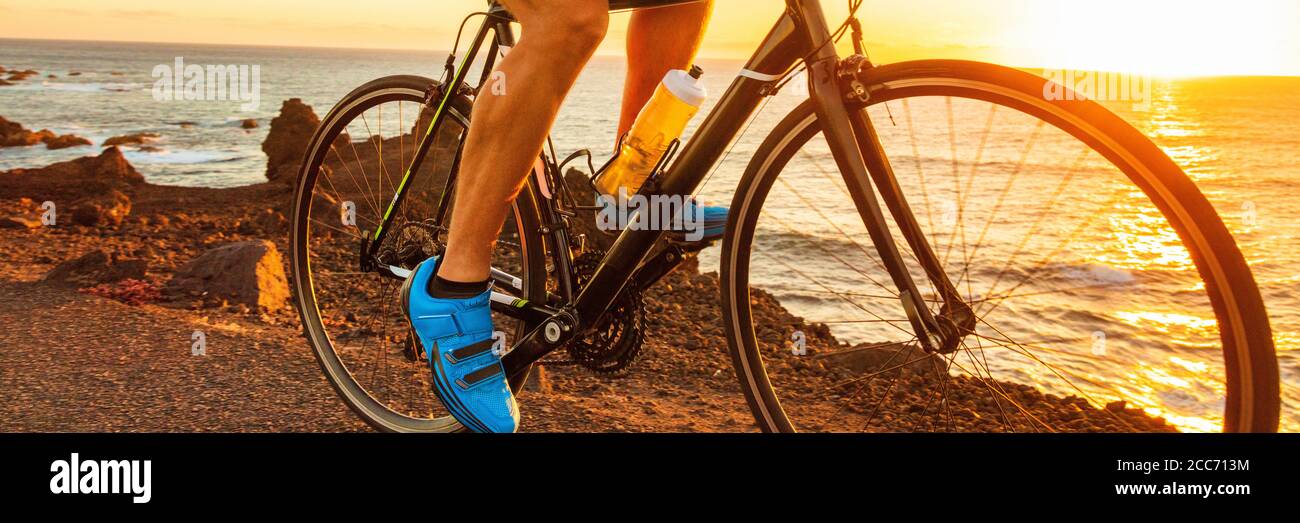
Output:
[373, 0, 960, 382]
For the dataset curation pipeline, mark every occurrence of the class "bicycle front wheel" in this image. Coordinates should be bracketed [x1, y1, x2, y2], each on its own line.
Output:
[720, 60, 1278, 433]
[290, 75, 547, 432]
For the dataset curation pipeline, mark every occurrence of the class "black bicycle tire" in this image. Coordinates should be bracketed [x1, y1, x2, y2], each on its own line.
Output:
[720, 59, 1280, 433]
[290, 75, 548, 433]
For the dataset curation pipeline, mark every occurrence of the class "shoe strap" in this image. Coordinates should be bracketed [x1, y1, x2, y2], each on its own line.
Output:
[445, 338, 495, 364]
[455, 362, 505, 390]
[413, 312, 464, 338]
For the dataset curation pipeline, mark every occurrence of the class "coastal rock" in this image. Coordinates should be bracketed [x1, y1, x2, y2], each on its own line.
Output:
[0, 216, 41, 229]
[80, 147, 145, 184]
[44, 249, 147, 287]
[815, 342, 948, 378]
[262, 98, 321, 182]
[88, 147, 145, 184]
[0, 146, 145, 200]
[241, 118, 258, 129]
[0, 116, 23, 137]
[237, 208, 288, 235]
[44, 134, 92, 150]
[71, 189, 132, 227]
[0, 79, 13, 87]
[563, 168, 615, 252]
[164, 240, 290, 311]
[17, 146, 141, 183]
[6, 70, 37, 82]
[103, 132, 160, 147]
[0, 116, 55, 147]
[0, 118, 92, 149]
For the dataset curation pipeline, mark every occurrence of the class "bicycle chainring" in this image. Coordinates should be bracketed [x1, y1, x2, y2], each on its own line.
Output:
[567, 251, 645, 375]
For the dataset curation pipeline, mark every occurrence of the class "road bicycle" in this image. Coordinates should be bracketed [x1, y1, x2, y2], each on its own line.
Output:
[289, 0, 1279, 432]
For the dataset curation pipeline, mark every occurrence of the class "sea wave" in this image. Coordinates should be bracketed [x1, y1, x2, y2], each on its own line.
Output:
[122, 149, 245, 165]
[20, 81, 148, 93]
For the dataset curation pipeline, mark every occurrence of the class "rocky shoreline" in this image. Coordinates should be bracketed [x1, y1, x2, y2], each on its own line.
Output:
[0, 97, 1177, 432]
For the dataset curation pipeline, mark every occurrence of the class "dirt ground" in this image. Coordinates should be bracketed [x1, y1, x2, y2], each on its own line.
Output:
[0, 148, 1175, 433]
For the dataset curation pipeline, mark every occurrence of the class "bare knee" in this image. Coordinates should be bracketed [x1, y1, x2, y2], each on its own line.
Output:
[511, 0, 609, 55]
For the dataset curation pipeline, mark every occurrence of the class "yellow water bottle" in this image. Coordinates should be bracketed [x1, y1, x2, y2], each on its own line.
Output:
[596, 65, 707, 198]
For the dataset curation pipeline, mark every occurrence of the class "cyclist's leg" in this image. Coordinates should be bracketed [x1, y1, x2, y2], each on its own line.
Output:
[620, 0, 726, 242]
[619, 0, 713, 136]
[439, 0, 610, 283]
[406, 0, 609, 433]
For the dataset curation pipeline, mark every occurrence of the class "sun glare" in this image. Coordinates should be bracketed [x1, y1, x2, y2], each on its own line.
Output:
[1022, 0, 1297, 77]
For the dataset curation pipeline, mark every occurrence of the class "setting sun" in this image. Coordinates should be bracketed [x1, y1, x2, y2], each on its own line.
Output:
[1018, 0, 1299, 76]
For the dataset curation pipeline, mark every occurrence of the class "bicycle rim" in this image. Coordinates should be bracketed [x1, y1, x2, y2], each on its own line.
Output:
[721, 60, 1278, 433]
[290, 76, 545, 432]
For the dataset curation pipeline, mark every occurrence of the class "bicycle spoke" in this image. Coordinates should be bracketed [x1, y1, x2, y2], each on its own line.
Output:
[977, 182, 1131, 318]
[329, 144, 383, 219]
[755, 251, 916, 339]
[977, 147, 1090, 299]
[968, 319, 1139, 431]
[360, 111, 398, 204]
[761, 210, 899, 300]
[955, 119, 1045, 295]
[900, 99, 935, 236]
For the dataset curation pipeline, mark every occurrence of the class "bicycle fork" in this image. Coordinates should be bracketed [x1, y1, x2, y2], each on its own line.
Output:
[805, 52, 974, 354]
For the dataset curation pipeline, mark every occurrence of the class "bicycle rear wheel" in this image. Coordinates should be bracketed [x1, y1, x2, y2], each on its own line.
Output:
[720, 60, 1278, 433]
[290, 75, 547, 432]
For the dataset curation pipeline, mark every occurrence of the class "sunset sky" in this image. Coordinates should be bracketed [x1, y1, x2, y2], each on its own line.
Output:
[1, 0, 1297, 76]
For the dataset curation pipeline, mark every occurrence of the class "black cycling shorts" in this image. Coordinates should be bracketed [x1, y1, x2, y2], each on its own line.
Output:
[609, 0, 704, 11]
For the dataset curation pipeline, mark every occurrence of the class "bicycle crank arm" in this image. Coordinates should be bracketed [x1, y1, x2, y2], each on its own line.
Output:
[500, 307, 580, 390]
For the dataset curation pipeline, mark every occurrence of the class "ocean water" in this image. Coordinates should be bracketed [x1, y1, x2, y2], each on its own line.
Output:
[2, 39, 1297, 431]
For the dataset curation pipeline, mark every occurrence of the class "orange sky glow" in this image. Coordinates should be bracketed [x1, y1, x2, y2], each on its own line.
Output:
[1, 0, 1297, 77]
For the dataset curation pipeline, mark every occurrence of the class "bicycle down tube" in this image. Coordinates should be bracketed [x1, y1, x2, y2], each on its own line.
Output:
[364, 0, 950, 375]
[504, 0, 942, 377]
[572, 0, 939, 345]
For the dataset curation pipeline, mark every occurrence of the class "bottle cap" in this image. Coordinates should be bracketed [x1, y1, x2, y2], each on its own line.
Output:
[689, 65, 703, 79]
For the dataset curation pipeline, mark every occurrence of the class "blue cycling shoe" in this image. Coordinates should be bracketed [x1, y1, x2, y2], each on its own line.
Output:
[400, 257, 519, 433]
[688, 201, 728, 243]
